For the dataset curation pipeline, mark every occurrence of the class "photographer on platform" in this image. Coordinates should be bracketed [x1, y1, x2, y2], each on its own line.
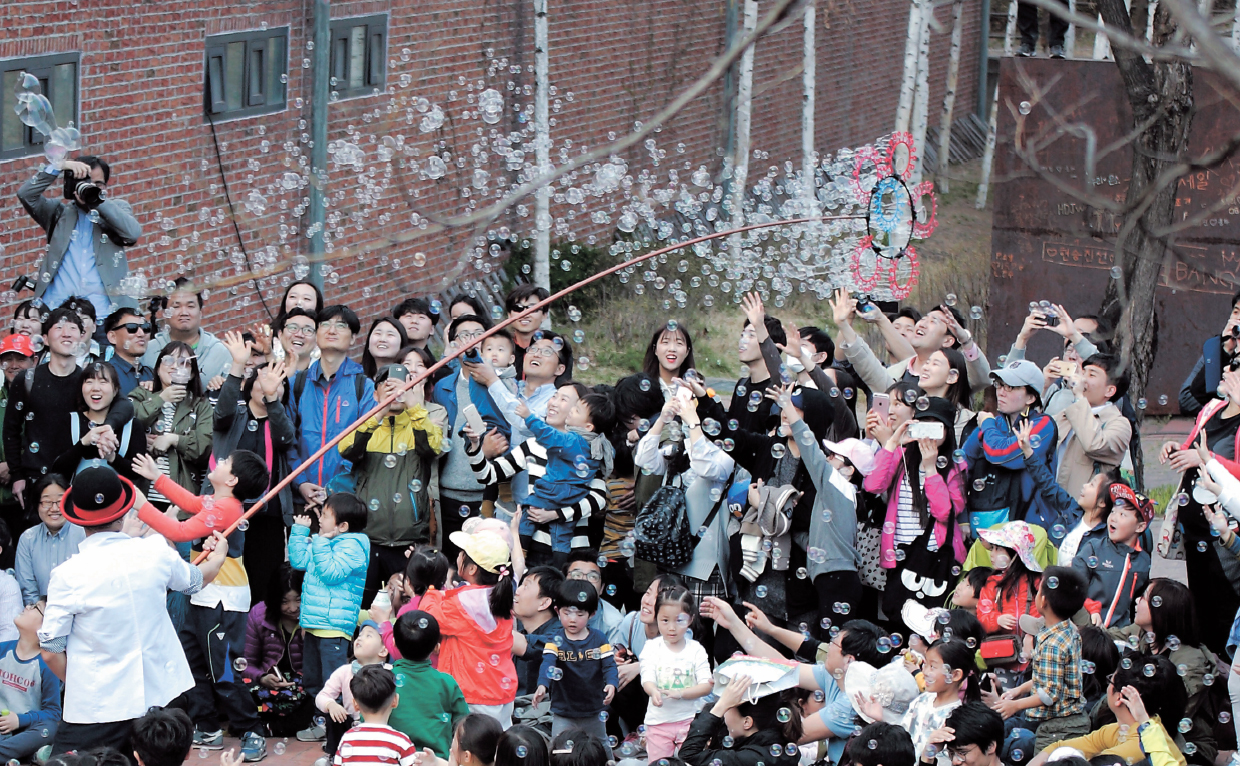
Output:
[16, 157, 142, 339]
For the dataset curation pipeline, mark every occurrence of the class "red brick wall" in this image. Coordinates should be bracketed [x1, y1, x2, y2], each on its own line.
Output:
[0, 0, 979, 330]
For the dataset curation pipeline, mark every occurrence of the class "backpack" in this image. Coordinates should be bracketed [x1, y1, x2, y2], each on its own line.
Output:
[632, 471, 729, 568]
[966, 458, 1025, 532]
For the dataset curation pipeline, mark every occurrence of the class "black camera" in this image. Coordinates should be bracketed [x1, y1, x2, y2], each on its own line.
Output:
[854, 293, 874, 312]
[64, 173, 105, 210]
[463, 346, 482, 362]
[10, 276, 34, 294]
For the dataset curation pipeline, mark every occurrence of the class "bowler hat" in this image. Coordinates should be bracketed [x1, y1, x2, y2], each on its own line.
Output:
[60, 465, 138, 527]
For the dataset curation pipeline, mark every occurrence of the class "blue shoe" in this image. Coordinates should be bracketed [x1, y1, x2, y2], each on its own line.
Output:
[241, 732, 267, 763]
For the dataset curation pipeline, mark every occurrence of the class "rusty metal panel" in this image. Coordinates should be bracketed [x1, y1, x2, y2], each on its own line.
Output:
[987, 57, 1240, 413]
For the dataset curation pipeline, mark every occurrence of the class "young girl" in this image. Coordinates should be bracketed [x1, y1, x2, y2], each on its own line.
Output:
[975, 522, 1043, 668]
[951, 566, 994, 614]
[415, 713, 503, 766]
[377, 545, 450, 660]
[900, 639, 979, 762]
[639, 585, 714, 761]
[420, 529, 517, 727]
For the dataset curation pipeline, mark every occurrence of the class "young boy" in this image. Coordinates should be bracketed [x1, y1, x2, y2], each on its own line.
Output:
[1071, 484, 1151, 628]
[333, 665, 420, 766]
[984, 565, 1089, 757]
[0, 602, 61, 764]
[1030, 652, 1186, 766]
[130, 708, 193, 766]
[314, 621, 390, 764]
[130, 450, 271, 758]
[515, 392, 615, 552]
[339, 365, 447, 600]
[289, 493, 371, 702]
[387, 611, 469, 759]
[533, 580, 618, 757]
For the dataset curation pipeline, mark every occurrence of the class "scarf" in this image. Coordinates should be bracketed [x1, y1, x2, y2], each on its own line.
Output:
[569, 426, 615, 480]
[739, 483, 799, 582]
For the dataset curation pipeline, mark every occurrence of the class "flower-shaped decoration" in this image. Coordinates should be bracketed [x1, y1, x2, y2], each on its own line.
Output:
[849, 133, 937, 300]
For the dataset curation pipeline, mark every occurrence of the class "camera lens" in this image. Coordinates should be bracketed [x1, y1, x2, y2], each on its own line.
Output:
[78, 183, 104, 208]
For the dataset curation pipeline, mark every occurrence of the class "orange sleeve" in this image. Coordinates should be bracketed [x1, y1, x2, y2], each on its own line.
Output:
[137, 483, 242, 542]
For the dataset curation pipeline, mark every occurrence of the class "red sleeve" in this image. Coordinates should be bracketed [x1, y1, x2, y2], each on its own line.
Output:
[137, 488, 242, 542]
[978, 578, 1003, 633]
[152, 475, 204, 514]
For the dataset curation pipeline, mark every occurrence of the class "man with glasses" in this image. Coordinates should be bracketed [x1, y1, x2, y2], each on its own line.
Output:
[931, 702, 1005, 766]
[290, 305, 376, 507]
[505, 284, 551, 374]
[565, 550, 623, 645]
[432, 315, 511, 563]
[102, 308, 153, 396]
[274, 307, 318, 373]
[14, 475, 82, 607]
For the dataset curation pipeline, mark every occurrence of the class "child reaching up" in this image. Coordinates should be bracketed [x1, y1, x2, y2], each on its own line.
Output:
[638, 584, 713, 762]
[515, 393, 615, 518]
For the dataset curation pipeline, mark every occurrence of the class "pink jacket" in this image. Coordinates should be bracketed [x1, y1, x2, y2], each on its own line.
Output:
[864, 447, 967, 568]
[316, 663, 359, 716]
[378, 595, 424, 661]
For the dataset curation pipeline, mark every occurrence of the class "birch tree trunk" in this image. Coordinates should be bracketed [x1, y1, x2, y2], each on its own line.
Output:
[532, 0, 551, 292]
[910, 8, 933, 183]
[1065, 0, 1078, 55]
[936, 0, 966, 192]
[801, 0, 819, 219]
[979, 0, 1018, 207]
[895, 0, 923, 133]
[729, 0, 758, 258]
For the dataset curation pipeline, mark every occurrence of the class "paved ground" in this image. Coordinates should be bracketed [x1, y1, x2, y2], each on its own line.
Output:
[185, 737, 324, 766]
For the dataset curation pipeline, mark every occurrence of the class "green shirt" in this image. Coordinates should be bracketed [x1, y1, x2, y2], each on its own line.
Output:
[387, 658, 470, 759]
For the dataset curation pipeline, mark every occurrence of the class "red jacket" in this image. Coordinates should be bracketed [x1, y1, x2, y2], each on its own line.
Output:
[419, 585, 516, 706]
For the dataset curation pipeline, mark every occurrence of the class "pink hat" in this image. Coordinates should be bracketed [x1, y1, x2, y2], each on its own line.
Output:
[822, 438, 877, 476]
[978, 521, 1042, 572]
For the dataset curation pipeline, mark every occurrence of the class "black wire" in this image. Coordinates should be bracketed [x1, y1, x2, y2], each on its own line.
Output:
[206, 113, 274, 321]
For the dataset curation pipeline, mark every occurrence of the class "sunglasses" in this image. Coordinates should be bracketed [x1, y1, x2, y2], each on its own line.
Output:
[116, 322, 153, 334]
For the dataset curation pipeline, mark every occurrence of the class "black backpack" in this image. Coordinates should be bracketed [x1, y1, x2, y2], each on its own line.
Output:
[633, 472, 729, 568]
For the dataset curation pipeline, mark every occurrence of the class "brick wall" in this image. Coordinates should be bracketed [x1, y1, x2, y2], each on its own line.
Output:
[0, 0, 980, 331]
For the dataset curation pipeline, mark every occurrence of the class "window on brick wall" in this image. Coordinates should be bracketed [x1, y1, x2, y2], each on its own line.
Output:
[204, 27, 288, 120]
[0, 53, 79, 162]
[330, 15, 386, 99]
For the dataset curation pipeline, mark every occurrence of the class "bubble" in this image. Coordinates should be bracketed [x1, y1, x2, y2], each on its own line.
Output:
[771, 744, 784, 757]
[1222, 711, 1233, 723]
[915, 395, 930, 411]
[1110, 266, 1122, 280]
[1121, 657, 1133, 669]
[1046, 576, 1059, 589]
[1018, 101, 1032, 115]
[771, 443, 786, 459]
[1177, 663, 1188, 676]
[937, 611, 952, 625]
[944, 293, 958, 307]
[199, 751, 208, 759]
[273, 742, 286, 756]
[1151, 594, 1163, 607]
[1205, 673, 1216, 686]
[1166, 635, 1181, 650]
[28, 442, 38, 454]
[639, 379, 651, 392]
[777, 707, 792, 723]
[459, 505, 471, 517]
[904, 389, 918, 404]
[1051, 523, 1066, 538]
[1012, 750, 1024, 761]
[973, 478, 986, 491]
[1185, 743, 1198, 755]
[722, 736, 735, 748]
[755, 585, 768, 598]
[970, 306, 983, 321]
[1159, 394, 1169, 406]
[1087, 556, 1099, 568]
[232, 657, 247, 672]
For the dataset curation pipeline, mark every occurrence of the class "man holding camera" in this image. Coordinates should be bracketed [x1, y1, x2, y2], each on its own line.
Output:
[16, 157, 142, 336]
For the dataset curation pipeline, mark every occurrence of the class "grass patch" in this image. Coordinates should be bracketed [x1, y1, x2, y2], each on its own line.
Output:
[1145, 484, 1178, 518]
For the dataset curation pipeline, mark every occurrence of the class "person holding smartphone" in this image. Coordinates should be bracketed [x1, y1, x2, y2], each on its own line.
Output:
[864, 395, 967, 618]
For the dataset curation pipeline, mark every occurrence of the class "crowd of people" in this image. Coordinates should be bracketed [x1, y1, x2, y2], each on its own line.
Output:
[7, 156, 1240, 766]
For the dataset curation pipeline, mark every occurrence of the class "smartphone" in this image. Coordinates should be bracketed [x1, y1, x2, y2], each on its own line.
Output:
[907, 421, 945, 441]
[676, 385, 694, 407]
[1057, 362, 1078, 379]
[461, 404, 487, 436]
[387, 364, 409, 382]
[871, 393, 891, 423]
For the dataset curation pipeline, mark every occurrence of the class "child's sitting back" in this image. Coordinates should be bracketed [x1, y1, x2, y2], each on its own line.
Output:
[387, 610, 469, 759]
[521, 392, 615, 510]
[334, 665, 419, 766]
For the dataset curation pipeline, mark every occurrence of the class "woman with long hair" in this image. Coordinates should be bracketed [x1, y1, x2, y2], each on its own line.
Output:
[128, 340, 214, 509]
[51, 361, 147, 489]
[640, 320, 696, 399]
[917, 347, 977, 444]
[361, 316, 409, 379]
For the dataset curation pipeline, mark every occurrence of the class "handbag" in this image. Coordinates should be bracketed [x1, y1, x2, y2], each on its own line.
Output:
[885, 504, 959, 618]
[633, 470, 731, 569]
[978, 582, 1034, 667]
[1158, 475, 1188, 561]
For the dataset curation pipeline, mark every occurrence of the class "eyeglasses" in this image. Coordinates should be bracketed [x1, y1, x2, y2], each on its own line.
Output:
[946, 747, 975, 763]
[38, 499, 61, 510]
[116, 322, 152, 334]
[568, 570, 602, 584]
[319, 320, 351, 331]
[455, 330, 485, 342]
[514, 302, 544, 313]
[25, 603, 42, 616]
[160, 356, 196, 367]
[527, 345, 558, 358]
[284, 324, 316, 337]
[995, 382, 1024, 393]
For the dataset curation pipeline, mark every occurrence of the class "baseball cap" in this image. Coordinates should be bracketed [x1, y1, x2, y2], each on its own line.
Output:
[1110, 483, 1154, 523]
[449, 530, 512, 574]
[822, 438, 877, 476]
[0, 334, 34, 358]
[990, 359, 1045, 398]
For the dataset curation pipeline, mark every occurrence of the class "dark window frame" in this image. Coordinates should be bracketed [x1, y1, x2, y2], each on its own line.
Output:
[202, 26, 288, 121]
[0, 52, 80, 162]
[329, 14, 387, 99]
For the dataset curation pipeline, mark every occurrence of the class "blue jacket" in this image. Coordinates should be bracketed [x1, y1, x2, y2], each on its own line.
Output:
[523, 413, 595, 509]
[962, 412, 1059, 529]
[292, 358, 377, 488]
[288, 526, 370, 635]
[1072, 533, 1150, 628]
[432, 370, 511, 440]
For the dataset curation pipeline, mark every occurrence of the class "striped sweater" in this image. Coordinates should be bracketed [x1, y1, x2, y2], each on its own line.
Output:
[467, 440, 607, 552]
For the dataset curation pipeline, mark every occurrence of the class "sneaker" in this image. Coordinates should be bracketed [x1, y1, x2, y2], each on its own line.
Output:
[1049, 44, 1066, 58]
[297, 723, 327, 742]
[1016, 42, 1036, 57]
[34, 745, 52, 766]
[193, 730, 224, 751]
[241, 732, 267, 763]
[314, 759, 330, 766]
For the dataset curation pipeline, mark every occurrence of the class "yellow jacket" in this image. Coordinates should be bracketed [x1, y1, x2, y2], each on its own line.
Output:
[1043, 717, 1186, 766]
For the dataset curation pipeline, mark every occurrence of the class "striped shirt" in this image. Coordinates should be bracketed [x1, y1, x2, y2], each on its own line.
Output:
[468, 439, 607, 551]
[147, 402, 176, 506]
[333, 723, 419, 766]
[895, 469, 937, 550]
